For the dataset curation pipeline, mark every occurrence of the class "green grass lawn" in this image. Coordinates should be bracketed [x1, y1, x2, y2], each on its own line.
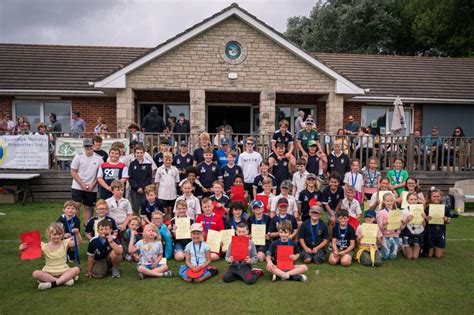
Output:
[0, 201, 473, 314]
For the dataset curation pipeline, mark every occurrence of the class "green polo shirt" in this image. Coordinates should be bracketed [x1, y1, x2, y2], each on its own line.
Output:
[297, 129, 319, 151]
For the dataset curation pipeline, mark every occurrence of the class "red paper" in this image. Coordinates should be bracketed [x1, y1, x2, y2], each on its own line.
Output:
[231, 236, 249, 261]
[230, 186, 245, 203]
[186, 268, 205, 279]
[212, 201, 226, 218]
[348, 216, 360, 231]
[277, 245, 294, 270]
[20, 231, 41, 260]
[255, 195, 269, 213]
[308, 198, 321, 209]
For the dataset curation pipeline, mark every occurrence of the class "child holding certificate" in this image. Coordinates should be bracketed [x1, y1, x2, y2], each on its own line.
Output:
[170, 200, 194, 261]
[223, 222, 264, 284]
[329, 209, 356, 267]
[377, 193, 403, 260]
[248, 200, 271, 262]
[255, 178, 276, 215]
[225, 201, 247, 232]
[356, 210, 383, 267]
[401, 192, 426, 260]
[178, 223, 218, 283]
[368, 177, 396, 211]
[424, 189, 451, 258]
[298, 206, 329, 264]
[397, 177, 426, 208]
[195, 198, 224, 261]
[20, 223, 81, 290]
[266, 221, 308, 282]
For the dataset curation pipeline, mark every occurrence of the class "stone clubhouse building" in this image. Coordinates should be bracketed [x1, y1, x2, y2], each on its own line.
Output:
[0, 3, 473, 137]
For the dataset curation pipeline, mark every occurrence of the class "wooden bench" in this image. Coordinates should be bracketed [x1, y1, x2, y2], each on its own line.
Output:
[449, 179, 474, 215]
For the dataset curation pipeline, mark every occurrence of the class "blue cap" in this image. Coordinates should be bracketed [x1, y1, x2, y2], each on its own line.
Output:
[252, 200, 264, 208]
[221, 138, 230, 145]
[364, 209, 376, 218]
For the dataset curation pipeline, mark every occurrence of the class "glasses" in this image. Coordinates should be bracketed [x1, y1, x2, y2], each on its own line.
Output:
[246, 143, 254, 146]
[101, 128, 108, 131]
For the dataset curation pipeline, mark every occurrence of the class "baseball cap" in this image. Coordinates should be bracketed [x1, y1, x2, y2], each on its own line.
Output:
[190, 223, 203, 233]
[364, 209, 376, 218]
[305, 118, 315, 124]
[307, 173, 317, 180]
[83, 138, 93, 146]
[179, 140, 188, 146]
[252, 200, 264, 209]
[277, 197, 289, 207]
[221, 138, 230, 145]
[308, 140, 318, 147]
[280, 180, 292, 189]
[309, 205, 323, 214]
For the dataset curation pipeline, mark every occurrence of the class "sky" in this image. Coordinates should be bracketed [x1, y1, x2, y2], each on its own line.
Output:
[0, 0, 315, 47]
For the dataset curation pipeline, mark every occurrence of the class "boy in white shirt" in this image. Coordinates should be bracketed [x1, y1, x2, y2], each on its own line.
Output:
[341, 185, 362, 220]
[155, 151, 180, 220]
[292, 158, 309, 200]
[271, 180, 298, 217]
[173, 180, 202, 220]
[106, 180, 133, 232]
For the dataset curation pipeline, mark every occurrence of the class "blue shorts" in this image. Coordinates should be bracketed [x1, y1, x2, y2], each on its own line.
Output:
[141, 263, 162, 270]
[178, 265, 211, 281]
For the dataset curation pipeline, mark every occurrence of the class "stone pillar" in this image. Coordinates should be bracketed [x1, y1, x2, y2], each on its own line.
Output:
[189, 89, 206, 148]
[116, 88, 135, 133]
[259, 90, 276, 136]
[325, 92, 344, 134]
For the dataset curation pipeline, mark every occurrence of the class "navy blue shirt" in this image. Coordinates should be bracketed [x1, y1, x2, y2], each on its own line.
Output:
[299, 219, 328, 249]
[224, 217, 248, 231]
[196, 161, 222, 189]
[209, 194, 230, 209]
[173, 153, 193, 179]
[268, 213, 298, 235]
[327, 153, 350, 184]
[298, 189, 324, 220]
[169, 217, 194, 247]
[424, 205, 450, 236]
[177, 179, 203, 199]
[266, 239, 300, 264]
[221, 164, 243, 192]
[248, 214, 271, 245]
[306, 154, 320, 175]
[87, 236, 121, 260]
[322, 186, 345, 210]
[271, 157, 291, 187]
[140, 198, 165, 221]
[193, 148, 219, 165]
[332, 224, 356, 250]
[85, 215, 118, 237]
[153, 152, 164, 168]
[252, 174, 277, 194]
[272, 130, 293, 151]
[56, 214, 81, 233]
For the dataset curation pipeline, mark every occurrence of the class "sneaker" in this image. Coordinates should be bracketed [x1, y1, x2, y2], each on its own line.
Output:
[38, 282, 52, 291]
[271, 274, 277, 282]
[162, 271, 173, 278]
[63, 279, 74, 286]
[73, 275, 79, 281]
[292, 274, 308, 282]
[125, 254, 133, 262]
[137, 272, 145, 280]
[111, 268, 121, 278]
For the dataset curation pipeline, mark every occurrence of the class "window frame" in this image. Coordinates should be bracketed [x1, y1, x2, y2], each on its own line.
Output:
[276, 105, 316, 133]
[12, 100, 72, 126]
[361, 105, 414, 135]
[137, 101, 190, 125]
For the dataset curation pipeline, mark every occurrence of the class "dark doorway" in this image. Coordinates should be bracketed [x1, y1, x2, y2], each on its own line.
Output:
[207, 105, 251, 134]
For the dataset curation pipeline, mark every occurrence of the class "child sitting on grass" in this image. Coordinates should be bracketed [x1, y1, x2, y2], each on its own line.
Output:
[20, 223, 81, 291]
[266, 221, 308, 282]
[128, 223, 173, 280]
[86, 220, 123, 278]
[225, 201, 247, 232]
[179, 223, 218, 283]
[223, 222, 264, 284]
[329, 209, 356, 267]
[356, 210, 383, 267]
[106, 180, 133, 233]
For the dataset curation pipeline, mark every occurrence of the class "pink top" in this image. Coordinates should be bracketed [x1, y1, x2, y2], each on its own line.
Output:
[376, 208, 401, 237]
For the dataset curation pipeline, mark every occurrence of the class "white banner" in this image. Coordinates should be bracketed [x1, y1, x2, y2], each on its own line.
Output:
[0, 134, 49, 169]
[55, 138, 129, 160]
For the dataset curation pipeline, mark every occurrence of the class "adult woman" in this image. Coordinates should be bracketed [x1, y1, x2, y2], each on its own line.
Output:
[94, 117, 105, 135]
[98, 124, 111, 139]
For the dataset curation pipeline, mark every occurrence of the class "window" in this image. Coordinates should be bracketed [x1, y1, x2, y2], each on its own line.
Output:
[362, 106, 413, 136]
[13, 100, 71, 132]
[138, 102, 189, 127]
[276, 106, 316, 133]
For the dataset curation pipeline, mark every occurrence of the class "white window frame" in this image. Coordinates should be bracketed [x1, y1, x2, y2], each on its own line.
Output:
[12, 100, 72, 122]
[361, 105, 414, 135]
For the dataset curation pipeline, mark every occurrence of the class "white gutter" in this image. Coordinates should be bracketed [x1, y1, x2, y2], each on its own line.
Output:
[351, 96, 474, 104]
[0, 89, 106, 96]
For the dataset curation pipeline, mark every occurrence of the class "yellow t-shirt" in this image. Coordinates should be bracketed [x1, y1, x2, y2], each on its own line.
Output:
[41, 239, 71, 276]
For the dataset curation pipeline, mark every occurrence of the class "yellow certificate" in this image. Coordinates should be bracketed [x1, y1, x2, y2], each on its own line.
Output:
[206, 230, 222, 253]
[159, 257, 167, 265]
[221, 229, 235, 252]
[401, 191, 409, 209]
[378, 191, 394, 209]
[175, 218, 191, 240]
[387, 210, 402, 230]
[252, 224, 266, 246]
[429, 204, 445, 225]
[409, 204, 425, 225]
[361, 223, 378, 245]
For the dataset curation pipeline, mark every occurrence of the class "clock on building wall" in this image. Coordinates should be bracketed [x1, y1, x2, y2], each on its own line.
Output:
[220, 37, 247, 65]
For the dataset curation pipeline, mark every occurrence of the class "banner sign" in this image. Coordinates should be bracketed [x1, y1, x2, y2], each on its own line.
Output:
[55, 138, 129, 160]
[0, 134, 49, 169]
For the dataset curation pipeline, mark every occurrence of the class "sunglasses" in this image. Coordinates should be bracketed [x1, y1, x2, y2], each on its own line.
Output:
[101, 128, 108, 131]
[246, 143, 254, 146]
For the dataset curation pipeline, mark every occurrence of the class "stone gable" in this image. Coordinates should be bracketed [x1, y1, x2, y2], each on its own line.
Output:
[127, 16, 335, 93]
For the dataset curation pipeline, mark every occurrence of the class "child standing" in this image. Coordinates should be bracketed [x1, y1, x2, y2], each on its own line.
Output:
[247, 200, 271, 262]
[387, 158, 409, 197]
[196, 148, 222, 198]
[292, 158, 309, 200]
[221, 151, 242, 193]
[129, 223, 173, 280]
[223, 222, 264, 284]
[271, 119, 295, 165]
[173, 141, 194, 181]
[106, 180, 133, 233]
[299, 206, 329, 264]
[327, 140, 350, 185]
[97, 146, 129, 200]
[174, 180, 202, 220]
[170, 200, 194, 261]
[155, 151, 180, 220]
[341, 186, 362, 220]
[237, 136, 263, 199]
[193, 132, 218, 165]
[322, 172, 344, 227]
[401, 192, 426, 259]
[377, 193, 403, 260]
[269, 142, 293, 190]
[179, 223, 218, 283]
[56, 200, 81, 262]
[266, 221, 308, 282]
[329, 209, 356, 267]
[343, 159, 364, 203]
[85, 199, 118, 239]
[356, 210, 383, 267]
[298, 174, 324, 222]
[140, 184, 164, 224]
[177, 167, 204, 199]
[424, 189, 451, 258]
[305, 140, 327, 180]
[20, 223, 81, 290]
[128, 145, 153, 213]
[362, 157, 381, 201]
[86, 220, 123, 278]
[252, 160, 277, 197]
[153, 138, 172, 168]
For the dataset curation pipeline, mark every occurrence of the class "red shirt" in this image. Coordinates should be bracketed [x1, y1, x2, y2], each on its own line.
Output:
[195, 213, 224, 241]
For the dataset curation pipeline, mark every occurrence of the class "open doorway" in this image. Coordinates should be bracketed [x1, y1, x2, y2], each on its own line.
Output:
[207, 105, 251, 134]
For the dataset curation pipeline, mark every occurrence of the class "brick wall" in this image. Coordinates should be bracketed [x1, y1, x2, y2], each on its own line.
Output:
[71, 97, 117, 132]
[343, 102, 362, 128]
[414, 103, 423, 132]
[0, 96, 13, 115]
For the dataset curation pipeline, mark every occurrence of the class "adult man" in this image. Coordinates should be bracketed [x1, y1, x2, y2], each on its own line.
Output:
[344, 115, 359, 136]
[48, 113, 62, 132]
[70, 112, 85, 138]
[172, 113, 190, 142]
[142, 106, 166, 133]
[425, 126, 442, 160]
[215, 137, 237, 167]
[70, 138, 103, 223]
[297, 117, 320, 157]
[294, 110, 305, 133]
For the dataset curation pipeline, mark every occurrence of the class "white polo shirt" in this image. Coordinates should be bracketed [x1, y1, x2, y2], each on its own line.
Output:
[341, 198, 362, 218]
[106, 196, 133, 229]
[155, 165, 180, 201]
[292, 170, 309, 200]
[173, 194, 202, 219]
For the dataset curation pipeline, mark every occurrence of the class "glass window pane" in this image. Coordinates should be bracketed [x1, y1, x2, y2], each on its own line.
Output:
[293, 107, 315, 132]
[44, 102, 70, 132]
[165, 104, 189, 122]
[387, 109, 412, 136]
[276, 107, 291, 129]
[15, 102, 41, 130]
[362, 107, 386, 135]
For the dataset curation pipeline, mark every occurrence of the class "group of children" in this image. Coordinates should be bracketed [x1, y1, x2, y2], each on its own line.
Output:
[20, 126, 453, 290]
